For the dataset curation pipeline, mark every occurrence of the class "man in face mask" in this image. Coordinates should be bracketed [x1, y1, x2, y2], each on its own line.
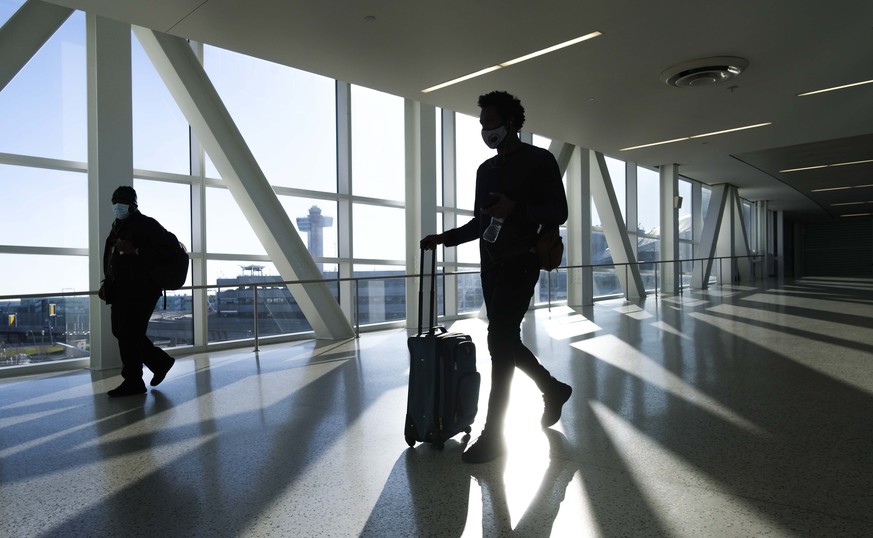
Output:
[421, 91, 572, 463]
[99, 185, 177, 397]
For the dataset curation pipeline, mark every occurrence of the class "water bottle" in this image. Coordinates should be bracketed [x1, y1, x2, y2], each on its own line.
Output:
[482, 217, 504, 243]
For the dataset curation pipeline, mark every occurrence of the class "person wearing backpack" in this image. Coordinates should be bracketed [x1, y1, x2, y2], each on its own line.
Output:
[420, 91, 571, 463]
[98, 186, 177, 397]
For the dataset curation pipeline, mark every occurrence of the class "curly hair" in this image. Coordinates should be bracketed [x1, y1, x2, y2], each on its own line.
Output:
[478, 91, 525, 131]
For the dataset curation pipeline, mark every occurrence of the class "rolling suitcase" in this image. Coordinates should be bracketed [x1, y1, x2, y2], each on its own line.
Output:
[405, 249, 481, 449]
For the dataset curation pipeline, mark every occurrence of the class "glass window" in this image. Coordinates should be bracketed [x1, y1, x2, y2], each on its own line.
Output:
[0, 293, 91, 367]
[206, 260, 317, 343]
[204, 46, 337, 192]
[133, 179, 192, 249]
[455, 112, 494, 210]
[132, 33, 190, 175]
[206, 187, 266, 256]
[0, 11, 85, 161]
[351, 85, 404, 200]
[637, 166, 660, 236]
[0, 1, 26, 25]
[352, 203, 404, 260]
[0, 254, 88, 296]
[702, 186, 712, 223]
[352, 265, 406, 325]
[457, 271, 482, 314]
[0, 165, 86, 248]
[605, 156, 626, 224]
[679, 179, 692, 240]
[279, 197, 338, 259]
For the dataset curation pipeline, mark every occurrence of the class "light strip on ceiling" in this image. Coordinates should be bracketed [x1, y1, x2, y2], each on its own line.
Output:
[811, 184, 873, 193]
[781, 159, 873, 173]
[840, 213, 872, 217]
[797, 79, 873, 96]
[620, 122, 771, 151]
[422, 31, 602, 93]
[831, 201, 869, 206]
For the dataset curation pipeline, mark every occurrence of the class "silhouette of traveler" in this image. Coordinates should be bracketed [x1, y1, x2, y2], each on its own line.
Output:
[421, 91, 572, 463]
[98, 186, 177, 397]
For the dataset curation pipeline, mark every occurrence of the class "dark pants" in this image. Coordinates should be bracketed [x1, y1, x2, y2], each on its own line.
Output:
[481, 251, 553, 433]
[110, 292, 172, 385]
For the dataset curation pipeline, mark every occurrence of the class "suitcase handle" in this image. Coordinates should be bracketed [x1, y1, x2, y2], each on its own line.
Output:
[417, 248, 438, 335]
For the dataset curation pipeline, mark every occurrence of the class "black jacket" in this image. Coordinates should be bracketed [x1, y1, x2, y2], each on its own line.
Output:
[102, 211, 177, 300]
[442, 143, 568, 270]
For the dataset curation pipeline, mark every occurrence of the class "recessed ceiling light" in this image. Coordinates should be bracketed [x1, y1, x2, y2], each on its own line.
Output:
[620, 122, 771, 151]
[422, 31, 602, 93]
[780, 159, 873, 173]
[797, 78, 873, 96]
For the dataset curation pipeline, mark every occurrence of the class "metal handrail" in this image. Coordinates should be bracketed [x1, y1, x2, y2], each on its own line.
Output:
[0, 254, 769, 352]
[0, 253, 766, 302]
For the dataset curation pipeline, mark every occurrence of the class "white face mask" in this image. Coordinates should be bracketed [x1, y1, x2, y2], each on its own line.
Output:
[481, 125, 508, 149]
[112, 203, 131, 220]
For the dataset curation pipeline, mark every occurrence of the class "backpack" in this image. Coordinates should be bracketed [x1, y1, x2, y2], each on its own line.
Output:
[536, 225, 564, 271]
[149, 234, 190, 290]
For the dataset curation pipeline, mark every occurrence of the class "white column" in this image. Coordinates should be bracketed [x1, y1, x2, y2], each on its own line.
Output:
[590, 151, 645, 299]
[336, 82, 354, 325]
[188, 41, 209, 349]
[0, 0, 72, 92]
[441, 110, 459, 318]
[405, 100, 437, 330]
[566, 147, 593, 306]
[133, 27, 354, 340]
[87, 15, 132, 370]
[660, 164, 680, 295]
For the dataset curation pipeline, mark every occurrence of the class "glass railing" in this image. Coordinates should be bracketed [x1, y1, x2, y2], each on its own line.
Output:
[0, 254, 765, 368]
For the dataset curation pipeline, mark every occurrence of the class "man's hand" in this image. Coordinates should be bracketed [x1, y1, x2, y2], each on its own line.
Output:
[420, 234, 445, 251]
[115, 239, 136, 255]
[482, 192, 516, 219]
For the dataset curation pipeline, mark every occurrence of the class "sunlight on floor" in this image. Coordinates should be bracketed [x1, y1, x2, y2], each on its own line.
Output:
[572, 334, 769, 437]
[589, 400, 785, 536]
[690, 311, 873, 394]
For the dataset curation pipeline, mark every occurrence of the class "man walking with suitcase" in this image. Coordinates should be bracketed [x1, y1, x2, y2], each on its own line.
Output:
[421, 91, 572, 463]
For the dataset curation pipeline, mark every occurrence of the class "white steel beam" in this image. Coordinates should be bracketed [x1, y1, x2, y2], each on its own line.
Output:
[692, 184, 728, 288]
[133, 27, 354, 340]
[0, 0, 73, 92]
[591, 151, 645, 299]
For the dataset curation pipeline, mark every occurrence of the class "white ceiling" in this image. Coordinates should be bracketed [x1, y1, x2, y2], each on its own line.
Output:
[47, 0, 873, 221]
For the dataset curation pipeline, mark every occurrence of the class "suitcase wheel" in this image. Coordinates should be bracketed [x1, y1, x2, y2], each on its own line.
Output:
[405, 435, 416, 448]
[464, 426, 472, 434]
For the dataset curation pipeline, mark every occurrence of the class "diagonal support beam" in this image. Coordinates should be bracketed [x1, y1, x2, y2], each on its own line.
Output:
[591, 151, 645, 299]
[692, 184, 728, 288]
[0, 0, 73, 93]
[133, 26, 353, 340]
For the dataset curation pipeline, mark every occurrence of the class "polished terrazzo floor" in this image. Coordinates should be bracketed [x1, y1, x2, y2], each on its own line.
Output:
[2, 277, 873, 537]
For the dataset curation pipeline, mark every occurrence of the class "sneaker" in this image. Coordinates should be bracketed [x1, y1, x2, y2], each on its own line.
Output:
[108, 382, 147, 398]
[150, 357, 175, 387]
[541, 381, 572, 427]
[462, 432, 506, 464]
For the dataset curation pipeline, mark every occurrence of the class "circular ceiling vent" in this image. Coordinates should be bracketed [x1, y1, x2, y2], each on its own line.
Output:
[660, 56, 749, 88]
